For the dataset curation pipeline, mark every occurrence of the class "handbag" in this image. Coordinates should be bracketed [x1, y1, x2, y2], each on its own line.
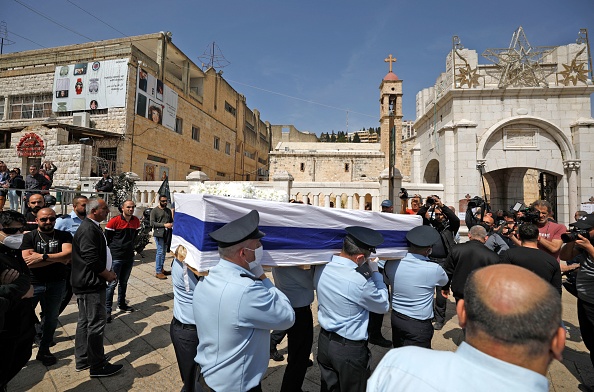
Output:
[153, 227, 165, 238]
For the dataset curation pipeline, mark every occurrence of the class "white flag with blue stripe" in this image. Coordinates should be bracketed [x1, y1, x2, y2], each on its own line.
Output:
[171, 193, 422, 272]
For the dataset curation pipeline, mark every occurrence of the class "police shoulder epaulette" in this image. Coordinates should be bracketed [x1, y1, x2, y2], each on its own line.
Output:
[355, 263, 372, 280]
[240, 273, 262, 281]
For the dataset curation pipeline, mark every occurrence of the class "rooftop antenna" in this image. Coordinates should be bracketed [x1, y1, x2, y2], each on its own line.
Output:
[0, 21, 16, 54]
[198, 42, 230, 71]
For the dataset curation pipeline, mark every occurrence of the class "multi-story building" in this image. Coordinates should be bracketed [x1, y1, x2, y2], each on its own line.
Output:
[0, 32, 271, 187]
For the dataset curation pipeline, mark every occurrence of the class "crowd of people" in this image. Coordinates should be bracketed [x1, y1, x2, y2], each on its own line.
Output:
[1, 175, 594, 391]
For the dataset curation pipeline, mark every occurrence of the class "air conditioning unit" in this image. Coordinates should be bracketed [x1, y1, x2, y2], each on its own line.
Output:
[73, 112, 90, 128]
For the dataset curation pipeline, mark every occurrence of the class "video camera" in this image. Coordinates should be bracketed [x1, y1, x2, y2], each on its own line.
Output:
[561, 227, 591, 243]
[511, 202, 540, 224]
[467, 196, 484, 209]
[398, 188, 409, 200]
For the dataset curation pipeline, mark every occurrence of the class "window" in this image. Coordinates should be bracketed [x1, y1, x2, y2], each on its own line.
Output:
[191, 126, 200, 141]
[214, 136, 220, 150]
[10, 94, 52, 119]
[147, 155, 167, 164]
[224, 101, 236, 116]
[245, 121, 254, 132]
[175, 117, 183, 134]
[216, 171, 226, 177]
[225, 142, 231, 155]
[98, 148, 117, 161]
[0, 97, 4, 120]
[344, 163, 350, 172]
[244, 150, 255, 160]
[300, 163, 305, 172]
[190, 165, 202, 171]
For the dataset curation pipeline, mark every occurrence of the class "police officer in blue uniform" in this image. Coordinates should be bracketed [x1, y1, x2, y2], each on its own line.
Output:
[193, 210, 295, 392]
[314, 226, 389, 392]
[170, 247, 199, 392]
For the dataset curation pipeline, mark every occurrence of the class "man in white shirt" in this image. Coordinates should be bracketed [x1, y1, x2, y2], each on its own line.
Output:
[368, 264, 565, 392]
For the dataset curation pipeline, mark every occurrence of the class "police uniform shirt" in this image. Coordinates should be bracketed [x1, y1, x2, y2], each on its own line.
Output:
[172, 258, 198, 325]
[367, 342, 548, 392]
[193, 258, 295, 391]
[384, 252, 448, 320]
[54, 211, 84, 237]
[272, 266, 314, 308]
[314, 255, 389, 341]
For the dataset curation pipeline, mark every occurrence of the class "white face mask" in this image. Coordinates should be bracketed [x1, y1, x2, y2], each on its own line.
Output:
[246, 245, 264, 269]
[2, 234, 24, 250]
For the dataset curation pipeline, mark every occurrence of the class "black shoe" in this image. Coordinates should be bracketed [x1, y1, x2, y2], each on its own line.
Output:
[90, 363, 123, 377]
[433, 322, 444, 331]
[118, 305, 135, 313]
[106, 315, 112, 324]
[36, 349, 58, 366]
[307, 359, 314, 367]
[76, 354, 111, 372]
[369, 335, 393, 348]
[270, 349, 284, 362]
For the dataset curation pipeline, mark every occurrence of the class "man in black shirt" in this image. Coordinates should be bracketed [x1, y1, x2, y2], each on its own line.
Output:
[500, 223, 561, 295]
[95, 170, 114, 193]
[21, 208, 72, 366]
[25, 165, 51, 193]
[23, 193, 45, 231]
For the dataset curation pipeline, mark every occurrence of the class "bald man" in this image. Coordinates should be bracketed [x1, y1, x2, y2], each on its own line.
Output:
[368, 264, 565, 391]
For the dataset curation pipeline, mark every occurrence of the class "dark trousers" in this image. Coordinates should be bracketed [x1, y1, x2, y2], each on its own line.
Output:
[0, 301, 36, 388]
[278, 306, 313, 392]
[432, 259, 447, 324]
[317, 329, 370, 392]
[391, 311, 434, 349]
[58, 266, 73, 315]
[31, 279, 66, 350]
[170, 318, 199, 392]
[75, 291, 108, 370]
[105, 258, 134, 314]
[270, 329, 287, 347]
[578, 298, 594, 368]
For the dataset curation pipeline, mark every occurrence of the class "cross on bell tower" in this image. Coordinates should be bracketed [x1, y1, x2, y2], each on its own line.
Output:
[379, 53, 403, 202]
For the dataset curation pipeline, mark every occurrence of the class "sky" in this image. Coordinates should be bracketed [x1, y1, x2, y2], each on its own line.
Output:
[3, 0, 594, 135]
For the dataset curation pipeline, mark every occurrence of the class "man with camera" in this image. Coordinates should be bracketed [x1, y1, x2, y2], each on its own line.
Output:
[532, 200, 566, 261]
[418, 195, 460, 331]
[560, 213, 594, 369]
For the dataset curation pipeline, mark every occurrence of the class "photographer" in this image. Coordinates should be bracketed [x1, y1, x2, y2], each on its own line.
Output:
[532, 200, 566, 261]
[559, 214, 594, 369]
[418, 195, 460, 330]
[483, 215, 510, 255]
[499, 211, 522, 248]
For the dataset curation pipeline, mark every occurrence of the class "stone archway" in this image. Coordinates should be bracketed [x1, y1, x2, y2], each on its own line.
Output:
[423, 159, 440, 183]
[478, 116, 574, 221]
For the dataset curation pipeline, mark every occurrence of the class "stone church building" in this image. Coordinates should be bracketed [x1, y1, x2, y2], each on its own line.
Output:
[404, 27, 594, 223]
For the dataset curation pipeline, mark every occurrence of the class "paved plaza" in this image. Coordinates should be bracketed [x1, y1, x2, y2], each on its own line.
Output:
[7, 242, 594, 391]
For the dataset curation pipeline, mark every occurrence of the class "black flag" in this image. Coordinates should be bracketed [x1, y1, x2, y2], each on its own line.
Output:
[157, 176, 171, 203]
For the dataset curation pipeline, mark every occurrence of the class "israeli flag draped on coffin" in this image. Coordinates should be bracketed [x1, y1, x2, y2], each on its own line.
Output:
[171, 193, 422, 272]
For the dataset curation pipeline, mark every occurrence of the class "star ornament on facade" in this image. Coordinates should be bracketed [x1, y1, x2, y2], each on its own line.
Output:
[456, 64, 481, 88]
[483, 27, 556, 88]
[559, 58, 589, 86]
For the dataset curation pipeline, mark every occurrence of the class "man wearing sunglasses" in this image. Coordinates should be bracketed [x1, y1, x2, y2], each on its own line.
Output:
[21, 208, 72, 366]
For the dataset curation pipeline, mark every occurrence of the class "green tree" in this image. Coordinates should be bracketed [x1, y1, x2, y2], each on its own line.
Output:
[353, 133, 361, 143]
[330, 131, 337, 142]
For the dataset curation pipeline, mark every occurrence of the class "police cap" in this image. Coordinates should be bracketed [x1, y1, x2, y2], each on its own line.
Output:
[406, 226, 440, 247]
[209, 210, 266, 248]
[381, 200, 393, 208]
[345, 226, 384, 253]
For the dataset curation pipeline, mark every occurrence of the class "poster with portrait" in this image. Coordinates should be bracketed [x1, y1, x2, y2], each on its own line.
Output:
[144, 163, 156, 181]
[52, 58, 129, 112]
[135, 68, 178, 131]
[159, 166, 169, 181]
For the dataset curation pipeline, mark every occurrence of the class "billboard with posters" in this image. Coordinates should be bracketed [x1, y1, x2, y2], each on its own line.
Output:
[135, 68, 178, 131]
[52, 58, 129, 112]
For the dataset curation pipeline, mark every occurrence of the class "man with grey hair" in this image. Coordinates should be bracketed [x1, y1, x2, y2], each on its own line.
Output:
[532, 200, 565, 260]
[442, 225, 499, 303]
[71, 198, 122, 377]
[368, 264, 566, 391]
[193, 210, 294, 392]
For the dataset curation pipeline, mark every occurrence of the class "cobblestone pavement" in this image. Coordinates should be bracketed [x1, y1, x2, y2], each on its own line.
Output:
[8, 243, 594, 391]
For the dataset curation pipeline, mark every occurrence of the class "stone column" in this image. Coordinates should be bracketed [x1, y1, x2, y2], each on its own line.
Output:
[324, 195, 330, 208]
[313, 194, 320, 207]
[563, 160, 580, 220]
[359, 195, 365, 210]
[272, 171, 294, 199]
[347, 195, 353, 210]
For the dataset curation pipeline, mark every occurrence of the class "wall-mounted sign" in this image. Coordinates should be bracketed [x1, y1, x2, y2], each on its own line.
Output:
[52, 58, 129, 112]
[16, 133, 45, 157]
[135, 68, 178, 131]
